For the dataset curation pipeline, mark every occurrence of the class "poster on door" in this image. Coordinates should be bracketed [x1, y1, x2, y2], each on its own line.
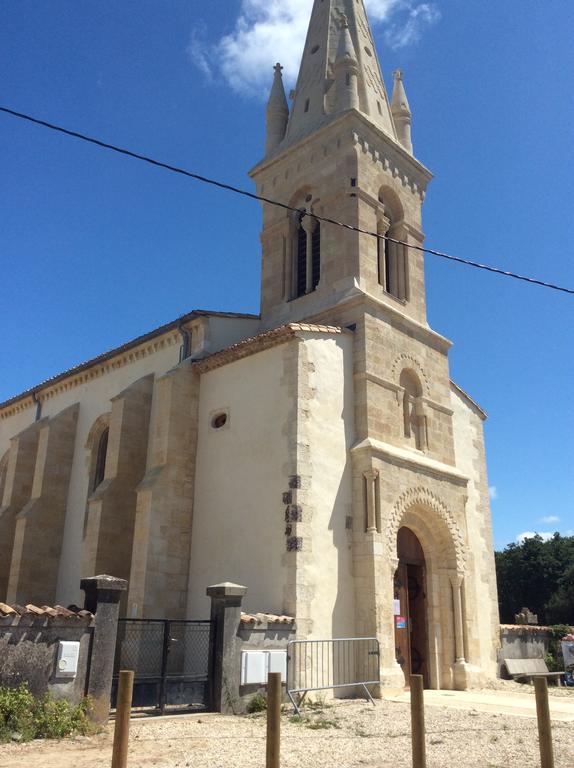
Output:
[395, 616, 407, 629]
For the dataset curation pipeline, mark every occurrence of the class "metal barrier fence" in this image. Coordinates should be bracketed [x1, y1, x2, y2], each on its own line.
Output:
[286, 637, 380, 714]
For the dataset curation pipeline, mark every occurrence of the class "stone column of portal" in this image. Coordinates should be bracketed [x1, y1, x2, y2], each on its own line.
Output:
[449, 572, 466, 663]
[363, 469, 379, 533]
[449, 570, 481, 690]
[302, 214, 315, 294]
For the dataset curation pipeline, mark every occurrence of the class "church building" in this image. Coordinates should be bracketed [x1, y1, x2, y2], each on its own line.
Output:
[0, 0, 499, 690]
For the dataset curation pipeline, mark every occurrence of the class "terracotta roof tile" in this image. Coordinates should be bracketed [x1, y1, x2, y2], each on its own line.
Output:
[196, 323, 347, 373]
[0, 602, 94, 620]
[241, 612, 295, 625]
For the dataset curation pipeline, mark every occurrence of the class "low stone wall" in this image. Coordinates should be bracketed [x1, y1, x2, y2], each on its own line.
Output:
[0, 605, 94, 705]
[499, 624, 558, 677]
[0, 575, 127, 724]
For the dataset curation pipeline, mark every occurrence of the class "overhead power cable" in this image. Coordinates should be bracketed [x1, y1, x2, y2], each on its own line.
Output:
[1, 104, 573, 296]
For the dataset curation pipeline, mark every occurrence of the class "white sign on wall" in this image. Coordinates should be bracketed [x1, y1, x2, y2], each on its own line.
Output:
[393, 599, 401, 616]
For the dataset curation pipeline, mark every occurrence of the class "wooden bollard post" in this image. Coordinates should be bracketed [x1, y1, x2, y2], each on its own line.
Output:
[534, 677, 554, 768]
[410, 675, 426, 768]
[266, 672, 282, 768]
[111, 670, 134, 768]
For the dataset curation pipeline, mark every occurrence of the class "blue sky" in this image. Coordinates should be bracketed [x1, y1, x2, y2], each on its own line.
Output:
[1, 0, 573, 548]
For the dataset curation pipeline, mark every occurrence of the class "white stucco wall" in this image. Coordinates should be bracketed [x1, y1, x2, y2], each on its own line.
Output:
[206, 316, 261, 353]
[302, 333, 356, 639]
[187, 343, 291, 618]
[0, 314, 262, 606]
[450, 385, 499, 675]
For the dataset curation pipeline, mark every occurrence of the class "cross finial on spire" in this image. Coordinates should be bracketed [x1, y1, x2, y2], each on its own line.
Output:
[394, 69, 403, 81]
[274, 63, 283, 75]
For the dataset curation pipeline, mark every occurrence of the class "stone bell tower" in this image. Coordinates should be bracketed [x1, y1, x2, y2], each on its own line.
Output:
[251, 0, 498, 691]
[250, 0, 433, 333]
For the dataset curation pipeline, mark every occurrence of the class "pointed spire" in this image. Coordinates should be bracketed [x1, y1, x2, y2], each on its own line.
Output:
[334, 15, 360, 112]
[391, 70, 413, 153]
[282, 0, 397, 148]
[335, 14, 357, 65]
[265, 63, 289, 154]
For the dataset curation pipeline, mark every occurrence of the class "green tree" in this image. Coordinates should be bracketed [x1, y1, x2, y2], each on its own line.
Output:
[495, 534, 574, 624]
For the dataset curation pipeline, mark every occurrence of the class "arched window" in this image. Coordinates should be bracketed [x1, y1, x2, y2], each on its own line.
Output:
[378, 194, 408, 301]
[296, 215, 307, 297]
[399, 369, 427, 450]
[311, 221, 321, 290]
[93, 427, 109, 491]
[0, 450, 8, 506]
[292, 208, 321, 299]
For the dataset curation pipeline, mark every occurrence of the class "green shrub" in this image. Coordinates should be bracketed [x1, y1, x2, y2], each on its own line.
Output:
[34, 695, 91, 740]
[246, 692, 267, 714]
[0, 684, 36, 742]
[0, 684, 92, 743]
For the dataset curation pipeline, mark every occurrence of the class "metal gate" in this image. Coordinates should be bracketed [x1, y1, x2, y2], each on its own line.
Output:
[111, 619, 213, 714]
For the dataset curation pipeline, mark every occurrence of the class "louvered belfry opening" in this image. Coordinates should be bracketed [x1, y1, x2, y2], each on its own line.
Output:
[296, 215, 307, 298]
[311, 221, 321, 290]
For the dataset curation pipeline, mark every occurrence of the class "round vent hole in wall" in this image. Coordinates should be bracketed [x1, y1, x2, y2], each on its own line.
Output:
[364, 46, 373, 57]
[311, 44, 319, 54]
[211, 412, 228, 430]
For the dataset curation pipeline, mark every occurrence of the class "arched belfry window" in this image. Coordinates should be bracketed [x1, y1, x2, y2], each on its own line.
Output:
[93, 427, 109, 491]
[377, 196, 408, 301]
[311, 220, 321, 290]
[399, 369, 427, 450]
[292, 206, 321, 299]
[296, 215, 307, 297]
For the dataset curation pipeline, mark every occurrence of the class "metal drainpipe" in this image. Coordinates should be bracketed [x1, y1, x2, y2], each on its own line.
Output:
[32, 391, 42, 422]
[177, 322, 191, 361]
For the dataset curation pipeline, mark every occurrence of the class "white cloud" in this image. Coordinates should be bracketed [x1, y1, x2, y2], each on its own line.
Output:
[538, 515, 560, 524]
[384, 3, 440, 49]
[488, 486, 498, 501]
[188, 0, 440, 97]
[516, 531, 554, 544]
[187, 23, 214, 81]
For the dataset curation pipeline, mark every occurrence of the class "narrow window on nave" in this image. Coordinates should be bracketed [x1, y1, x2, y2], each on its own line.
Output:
[0, 451, 8, 505]
[93, 427, 109, 491]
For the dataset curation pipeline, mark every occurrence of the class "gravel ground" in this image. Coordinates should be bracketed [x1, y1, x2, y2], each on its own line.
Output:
[2, 690, 573, 768]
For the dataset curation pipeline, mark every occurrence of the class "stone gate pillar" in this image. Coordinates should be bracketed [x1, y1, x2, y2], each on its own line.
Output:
[81, 574, 128, 724]
[206, 582, 247, 714]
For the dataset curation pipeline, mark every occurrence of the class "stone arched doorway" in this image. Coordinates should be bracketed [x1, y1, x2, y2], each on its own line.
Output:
[394, 527, 429, 687]
[385, 488, 471, 690]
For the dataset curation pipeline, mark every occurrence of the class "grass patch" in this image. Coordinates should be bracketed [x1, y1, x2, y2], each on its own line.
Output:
[306, 718, 340, 730]
[245, 693, 266, 714]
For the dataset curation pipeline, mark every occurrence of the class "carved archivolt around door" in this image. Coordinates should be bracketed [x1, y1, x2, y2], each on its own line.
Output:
[386, 486, 466, 572]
